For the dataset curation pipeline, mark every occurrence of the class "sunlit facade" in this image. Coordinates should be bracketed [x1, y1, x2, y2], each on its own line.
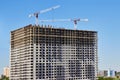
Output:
[10, 25, 98, 80]
[3, 67, 10, 77]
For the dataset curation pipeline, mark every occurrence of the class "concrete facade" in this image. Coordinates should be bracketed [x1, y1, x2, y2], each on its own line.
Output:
[3, 67, 10, 77]
[10, 25, 98, 80]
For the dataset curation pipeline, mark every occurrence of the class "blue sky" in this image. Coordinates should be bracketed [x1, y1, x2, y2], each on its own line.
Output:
[0, 0, 120, 74]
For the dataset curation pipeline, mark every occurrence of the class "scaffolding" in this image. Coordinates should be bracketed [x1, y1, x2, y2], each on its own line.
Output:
[10, 24, 98, 80]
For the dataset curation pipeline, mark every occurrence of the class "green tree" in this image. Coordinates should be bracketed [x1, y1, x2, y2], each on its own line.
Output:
[104, 77, 114, 80]
[0, 75, 9, 80]
[98, 77, 104, 80]
[98, 77, 115, 80]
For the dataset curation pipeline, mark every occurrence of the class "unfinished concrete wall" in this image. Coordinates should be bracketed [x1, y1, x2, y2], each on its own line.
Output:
[10, 25, 98, 80]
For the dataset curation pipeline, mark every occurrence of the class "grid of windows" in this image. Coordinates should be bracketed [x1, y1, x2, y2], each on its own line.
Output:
[10, 25, 97, 80]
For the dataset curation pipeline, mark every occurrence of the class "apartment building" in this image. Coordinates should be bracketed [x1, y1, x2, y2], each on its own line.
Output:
[10, 24, 98, 80]
[3, 67, 10, 77]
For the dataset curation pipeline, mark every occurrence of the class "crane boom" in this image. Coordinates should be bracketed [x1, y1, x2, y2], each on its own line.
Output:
[40, 18, 88, 29]
[39, 5, 60, 14]
[40, 19, 71, 22]
[29, 5, 60, 25]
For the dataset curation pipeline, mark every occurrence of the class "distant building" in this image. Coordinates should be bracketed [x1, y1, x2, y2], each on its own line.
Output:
[0, 75, 1, 79]
[109, 70, 115, 77]
[3, 67, 10, 77]
[10, 25, 98, 80]
[98, 70, 116, 77]
[98, 70, 108, 77]
[104, 70, 108, 77]
[116, 71, 120, 77]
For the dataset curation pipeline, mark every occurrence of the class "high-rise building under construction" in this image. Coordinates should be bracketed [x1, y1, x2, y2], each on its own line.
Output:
[10, 25, 98, 80]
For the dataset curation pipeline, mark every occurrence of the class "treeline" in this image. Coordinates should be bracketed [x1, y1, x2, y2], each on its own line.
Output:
[0, 75, 9, 80]
[0, 76, 120, 80]
[98, 77, 120, 80]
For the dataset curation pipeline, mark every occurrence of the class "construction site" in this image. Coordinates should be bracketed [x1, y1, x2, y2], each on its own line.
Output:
[10, 5, 98, 80]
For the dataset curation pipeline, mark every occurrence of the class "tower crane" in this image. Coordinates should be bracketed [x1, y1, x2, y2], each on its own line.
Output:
[39, 18, 88, 29]
[29, 5, 60, 25]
